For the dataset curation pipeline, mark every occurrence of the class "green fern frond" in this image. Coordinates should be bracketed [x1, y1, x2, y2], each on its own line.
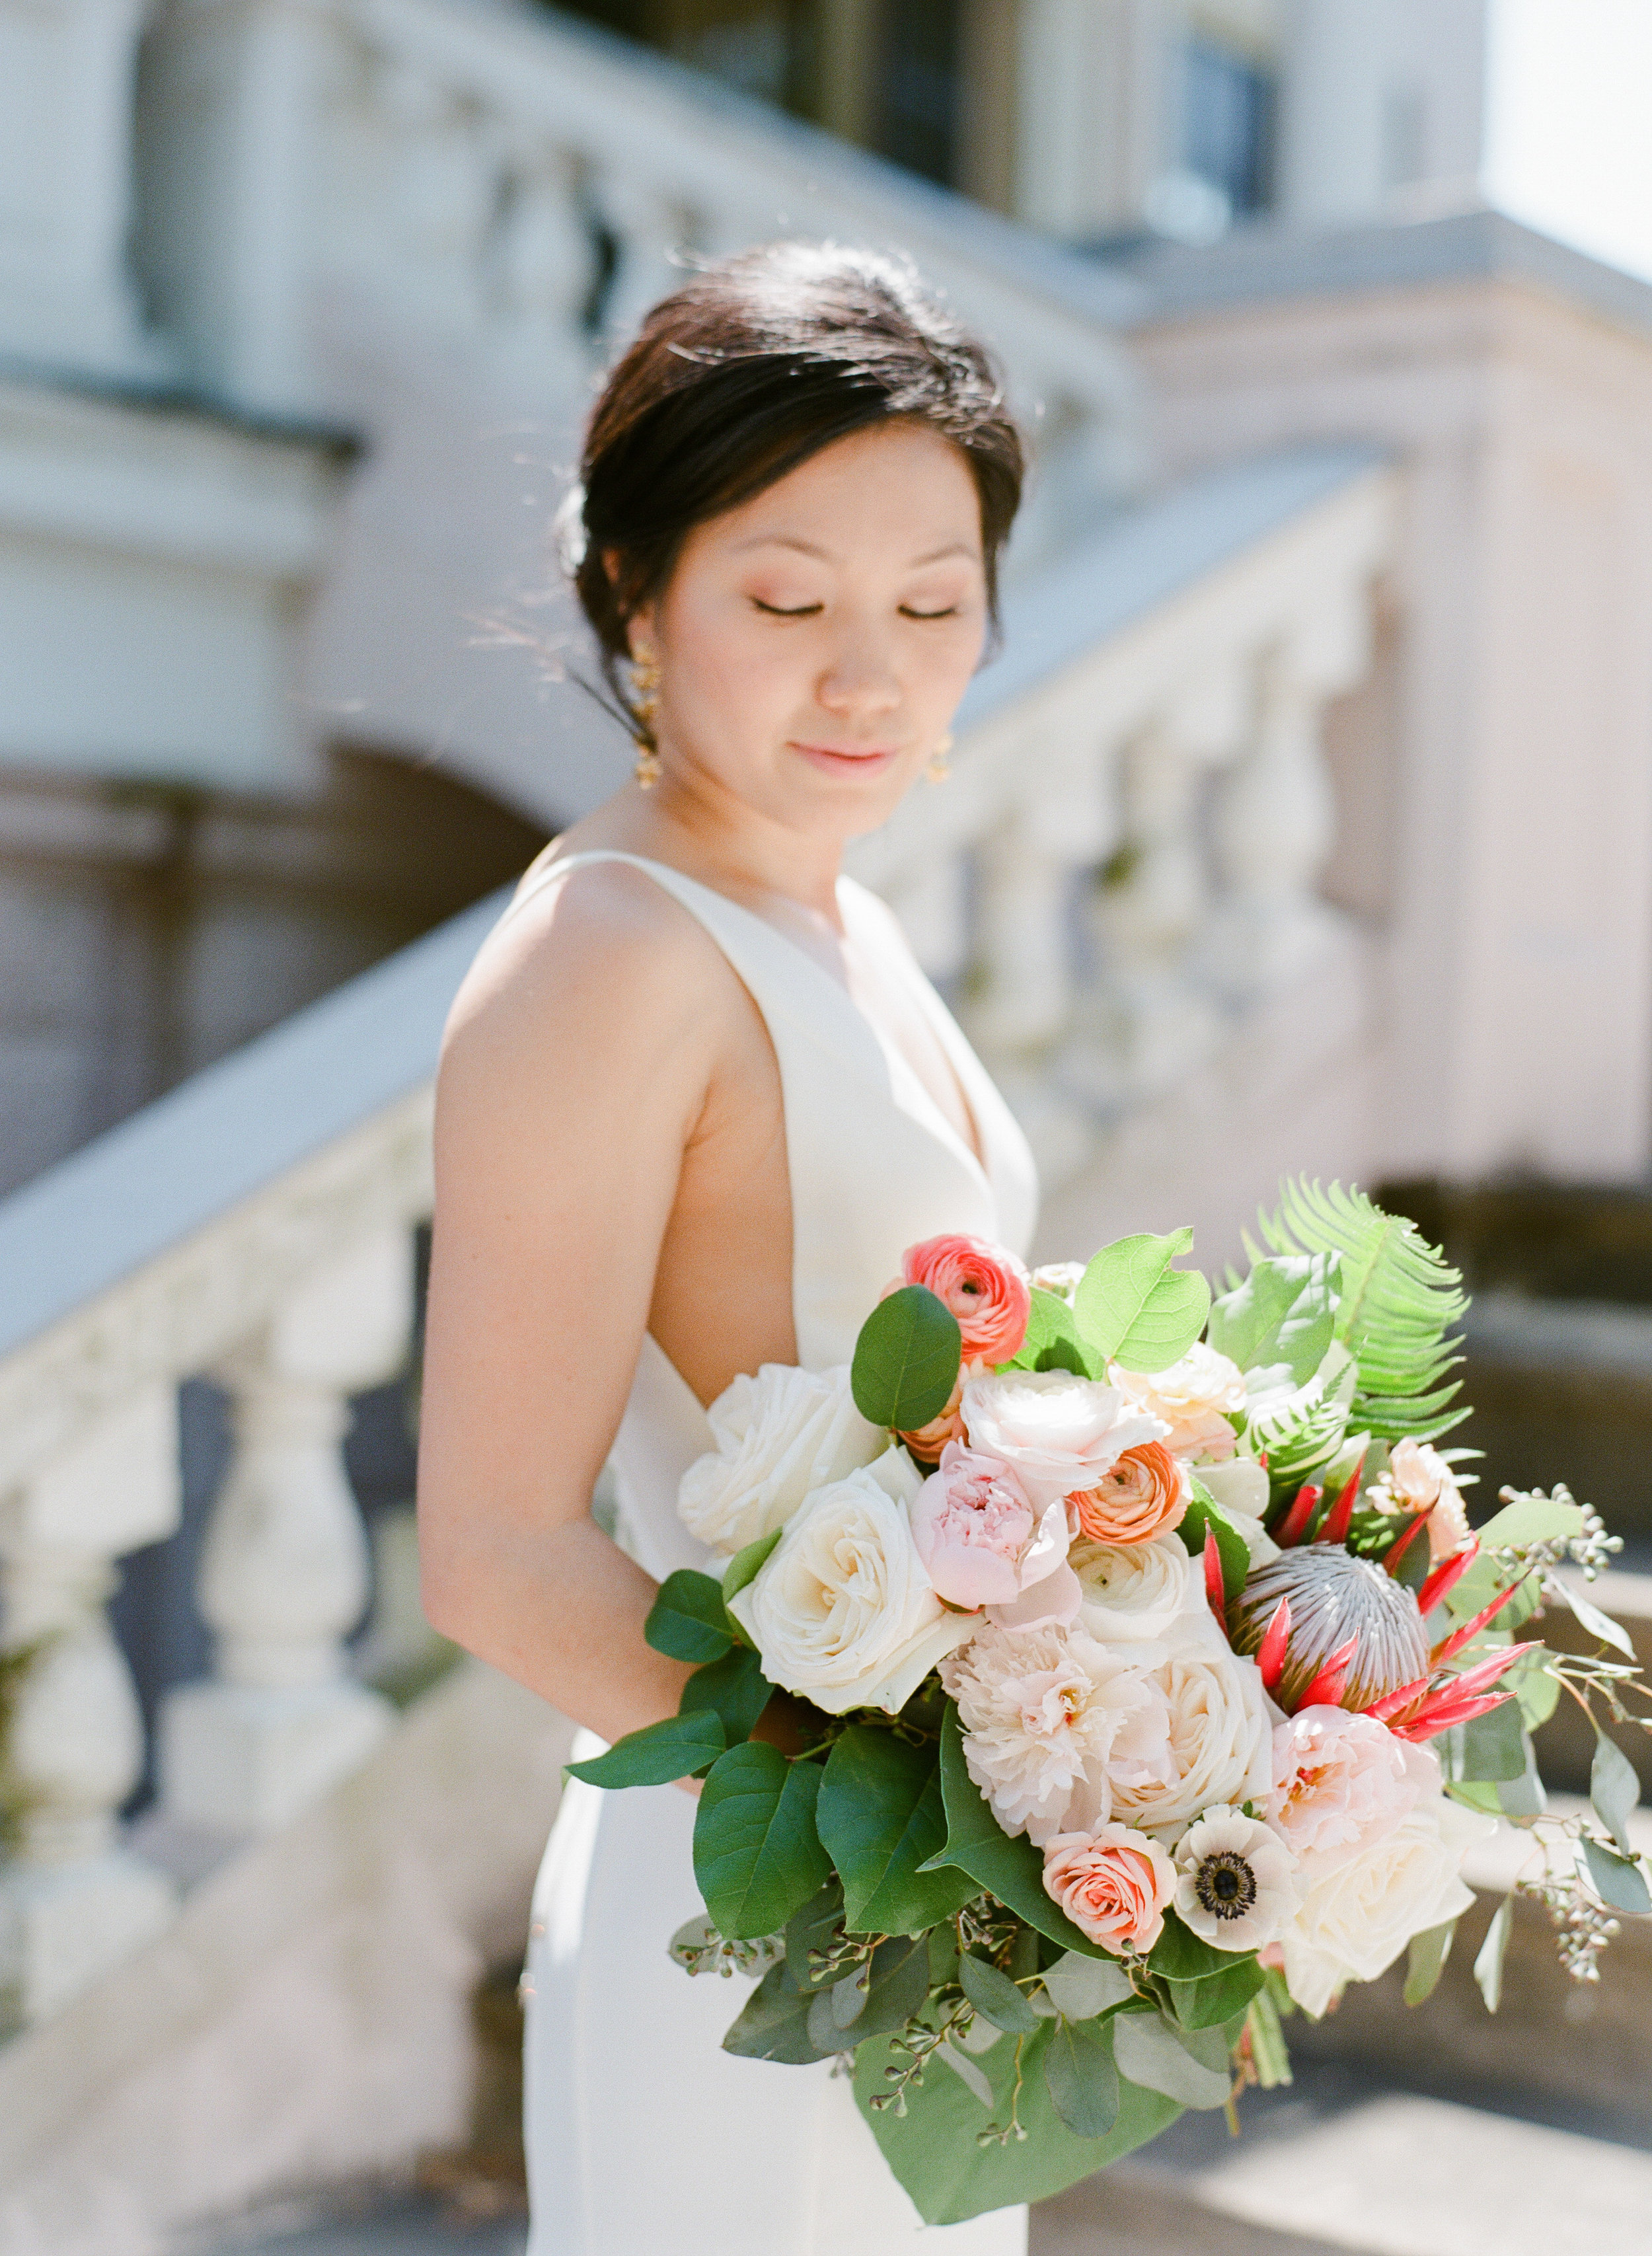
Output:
[1258, 1178, 1469, 1443]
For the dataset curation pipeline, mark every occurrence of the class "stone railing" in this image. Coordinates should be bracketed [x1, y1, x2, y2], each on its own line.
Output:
[129, 0, 1145, 560]
[0, 442, 1394, 2028]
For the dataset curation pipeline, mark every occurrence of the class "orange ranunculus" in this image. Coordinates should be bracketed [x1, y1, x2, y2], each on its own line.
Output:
[1071, 1441, 1189, 1546]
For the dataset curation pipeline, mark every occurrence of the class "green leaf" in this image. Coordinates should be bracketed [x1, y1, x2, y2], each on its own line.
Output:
[722, 1526, 784, 1607]
[957, 1952, 1039, 2035]
[679, 1644, 772, 1744]
[1145, 1911, 1231, 1984]
[851, 1285, 962, 1431]
[566, 1710, 725, 1788]
[1206, 1254, 1338, 1384]
[1474, 1496, 1587, 1550]
[817, 1728, 973, 1937]
[854, 2016, 1181, 2226]
[1244, 1990, 1293, 2088]
[722, 1956, 838, 2064]
[1166, 1957, 1266, 2031]
[645, 1569, 735, 1663]
[1041, 1952, 1136, 2021]
[1548, 1575, 1637, 1659]
[928, 1704, 1108, 1957]
[1112, 2011, 1232, 2109]
[1006, 1291, 1102, 1378]
[1043, 2016, 1121, 2138]
[844, 1933, 932, 2043]
[1257, 1178, 1468, 1443]
[784, 1880, 845, 1993]
[1474, 1897, 1513, 2013]
[1454, 1698, 1528, 1784]
[1073, 1229, 1211, 1373]
[1176, 1480, 1250, 1604]
[1509, 1645, 1563, 1730]
[1591, 1733, 1642, 1856]
[693, 1744, 831, 1939]
[1581, 1834, 1652, 1916]
[1404, 1919, 1456, 2006]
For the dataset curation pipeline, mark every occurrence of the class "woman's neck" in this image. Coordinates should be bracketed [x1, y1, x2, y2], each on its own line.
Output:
[567, 771, 848, 926]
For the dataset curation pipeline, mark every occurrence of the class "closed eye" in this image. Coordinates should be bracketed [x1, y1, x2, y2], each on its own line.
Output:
[751, 598, 824, 617]
[901, 605, 959, 619]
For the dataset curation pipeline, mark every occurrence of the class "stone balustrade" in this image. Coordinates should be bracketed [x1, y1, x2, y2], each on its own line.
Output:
[0, 439, 1395, 2026]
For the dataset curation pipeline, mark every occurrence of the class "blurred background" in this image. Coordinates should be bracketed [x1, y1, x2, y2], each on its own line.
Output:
[2, 1, 1651, 2249]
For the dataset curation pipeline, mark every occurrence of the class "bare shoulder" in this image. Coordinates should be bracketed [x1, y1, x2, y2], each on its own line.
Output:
[437, 855, 741, 1129]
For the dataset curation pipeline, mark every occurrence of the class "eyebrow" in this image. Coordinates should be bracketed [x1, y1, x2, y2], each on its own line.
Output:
[729, 535, 979, 566]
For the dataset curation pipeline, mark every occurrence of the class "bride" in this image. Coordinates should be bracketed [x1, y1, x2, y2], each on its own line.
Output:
[418, 243, 1039, 2251]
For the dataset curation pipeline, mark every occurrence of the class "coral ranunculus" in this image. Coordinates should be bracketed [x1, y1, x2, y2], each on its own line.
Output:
[896, 1372, 967, 1465]
[1042, 1824, 1176, 1955]
[1072, 1441, 1189, 1546]
[899, 1233, 1032, 1365]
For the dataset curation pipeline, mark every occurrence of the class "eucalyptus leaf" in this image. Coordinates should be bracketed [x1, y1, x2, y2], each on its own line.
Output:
[1509, 1647, 1563, 1731]
[957, 1952, 1039, 2034]
[933, 2039, 996, 2109]
[1404, 1919, 1456, 2006]
[693, 1744, 831, 1939]
[851, 1285, 961, 1431]
[1474, 1496, 1588, 1550]
[1145, 1911, 1231, 1985]
[722, 1957, 838, 2064]
[1074, 1228, 1211, 1373]
[849, 1933, 933, 2043]
[645, 1569, 734, 1663]
[1454, 1698, 1528, 1784]
[1474, 1896, 1513, 2013]
[817, 1727, 973, 1936]
[1591, 1733, 1642, 1856]
[1043, 2016, 1121, 2138]
[679, 1643, 772, 1744]
[1113, 2012, 1232, 2109]
[1041, 1951, 1136, 2022]
[722, 1526, 784, 1607]
[1581, 1834, 1652, 1917]
[1166, 1957, 1266, 2031]
[566, 1709, 725, 1789]
[784, 1880, 845, 1994]
[1549, 1575, 1637, 1659]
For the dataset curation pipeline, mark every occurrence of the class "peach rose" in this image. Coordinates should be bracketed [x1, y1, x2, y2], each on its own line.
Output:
[897, 1233, 1032, 1366]
[897, 1372, 968, 1465]
[1111, 1343, 1246, 1464]
[1372, 1438, 1472, 1565]
[1072, 1441, 1189, 1546]
[1043, 1823, 1176, 1955]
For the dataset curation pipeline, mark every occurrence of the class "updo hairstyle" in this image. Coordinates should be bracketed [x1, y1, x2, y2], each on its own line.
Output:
[566, 241, 1026, 745]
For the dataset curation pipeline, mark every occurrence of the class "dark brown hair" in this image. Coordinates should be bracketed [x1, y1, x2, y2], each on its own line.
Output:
[566, 241, 1025, 741]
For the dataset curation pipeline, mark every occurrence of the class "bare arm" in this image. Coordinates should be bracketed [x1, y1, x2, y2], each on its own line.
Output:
[416, 866, 727, 1744]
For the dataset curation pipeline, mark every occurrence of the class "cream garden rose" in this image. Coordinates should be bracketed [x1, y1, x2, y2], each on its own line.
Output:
[959, 1370, 1164, 1511]
[1280, 1789, 1492, 2016]
[1106, 1611, 1275, 1834]
[1111, 1343, 1246, 1463]
[677, 1363, 882, 1555]
[1071, 1535, 1192, 1643]
[726, 1449, 970, 1714]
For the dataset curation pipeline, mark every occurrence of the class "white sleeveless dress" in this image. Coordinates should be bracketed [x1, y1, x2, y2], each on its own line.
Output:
[515, 851, 1039, 2254]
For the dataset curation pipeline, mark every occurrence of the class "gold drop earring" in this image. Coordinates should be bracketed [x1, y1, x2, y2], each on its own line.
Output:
[631, 650, 662, 789]
[926, 732, 954, 784]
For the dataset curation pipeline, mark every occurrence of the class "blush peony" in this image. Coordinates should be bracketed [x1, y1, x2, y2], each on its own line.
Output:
[1264, 1707, 1423, 1873]
[726, 1448, 970, 1714]
[897, 1233, 1032, 1365]
[959, 1371, 1165, 1511]
[677, 1363, 883, 1556]
[1072, 1441, 1189, 1546]
[940, 1620, 1171, 1846]
[1111, 1343, 1247, 1463]
[910, 1443, 1084, 1631]
[1043, 1823, 1176, 1955]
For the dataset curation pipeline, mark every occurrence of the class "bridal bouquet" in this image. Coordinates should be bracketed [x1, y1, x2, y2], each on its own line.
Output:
[570, 1182, 1652, 2224]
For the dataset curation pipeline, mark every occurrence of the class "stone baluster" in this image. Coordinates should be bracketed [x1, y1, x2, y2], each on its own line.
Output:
[1208, 644, 1340, 1000]
[1083, 716, 1221, 1106]
[488, 141, 594, 378]
[594, 174, 691, 344]
[377, 61, 492, 329]
[159, 1230, 410, 1837]
[0, 1387, 180, 2024]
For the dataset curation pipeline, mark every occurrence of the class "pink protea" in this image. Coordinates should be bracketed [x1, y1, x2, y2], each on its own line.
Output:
[897, 1233, 1032, 1365]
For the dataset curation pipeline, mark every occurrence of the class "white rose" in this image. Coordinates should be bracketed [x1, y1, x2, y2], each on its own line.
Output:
[1108, 1609, 1275, 1834]
[961, 1370, 1165, 1510]
[726, 1448, 970, 1715]
[1071, 1535, 1193, 1643]
[1280, 1787, 1493, 2016]
[678, 1363, 883, 1556]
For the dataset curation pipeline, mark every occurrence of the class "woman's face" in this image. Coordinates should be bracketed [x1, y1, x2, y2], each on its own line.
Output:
[632, 421, 990, 841]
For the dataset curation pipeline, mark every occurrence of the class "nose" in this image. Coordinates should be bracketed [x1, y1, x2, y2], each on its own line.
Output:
[815, 626, 902, 725]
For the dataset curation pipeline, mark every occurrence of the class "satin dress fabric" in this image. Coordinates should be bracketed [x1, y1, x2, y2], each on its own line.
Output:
[512, 852, 1039, 2254]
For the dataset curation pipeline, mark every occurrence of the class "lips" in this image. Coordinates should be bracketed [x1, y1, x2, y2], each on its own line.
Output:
[788, 740, 904, 774]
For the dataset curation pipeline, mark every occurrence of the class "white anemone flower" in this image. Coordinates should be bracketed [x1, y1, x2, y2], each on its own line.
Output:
[1173, 1806, 1298, 1953]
